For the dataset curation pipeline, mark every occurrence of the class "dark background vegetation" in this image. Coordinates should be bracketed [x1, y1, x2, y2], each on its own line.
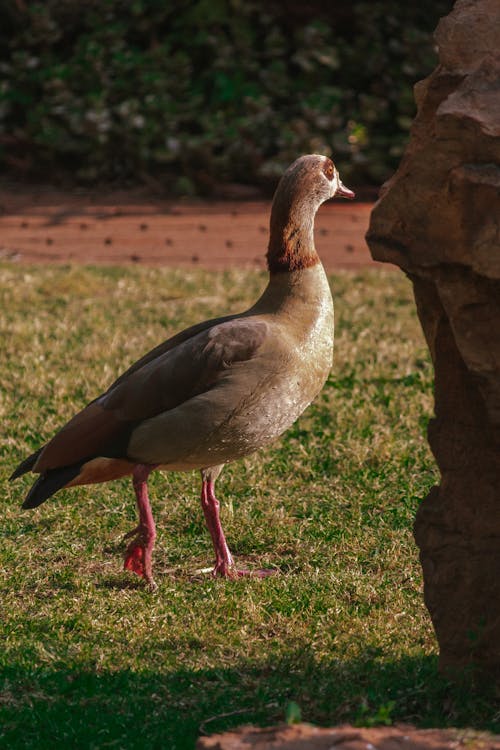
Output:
[0, 0, 453, 195]
[1, 0, 456, 194]
[1, 0, 454, 195]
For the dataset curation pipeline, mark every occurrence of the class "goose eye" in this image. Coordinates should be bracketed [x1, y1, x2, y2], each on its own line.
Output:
[323, 161, 335, 181]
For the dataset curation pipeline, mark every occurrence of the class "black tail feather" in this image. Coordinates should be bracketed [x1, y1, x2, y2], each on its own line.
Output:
[22, 464, 83, 509]
[10, 447, 44, 481]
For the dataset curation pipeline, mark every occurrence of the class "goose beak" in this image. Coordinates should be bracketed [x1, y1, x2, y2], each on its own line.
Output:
[336, 181, 355, 200]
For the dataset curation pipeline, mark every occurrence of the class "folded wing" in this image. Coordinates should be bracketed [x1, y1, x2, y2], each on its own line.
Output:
[16, 317, 270, 486]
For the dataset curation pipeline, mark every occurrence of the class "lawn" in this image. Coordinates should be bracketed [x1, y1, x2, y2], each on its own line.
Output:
[1, 264, 498, 748]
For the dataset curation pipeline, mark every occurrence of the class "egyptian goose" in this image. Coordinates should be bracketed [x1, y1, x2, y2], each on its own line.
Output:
[11, 154, 354, 588]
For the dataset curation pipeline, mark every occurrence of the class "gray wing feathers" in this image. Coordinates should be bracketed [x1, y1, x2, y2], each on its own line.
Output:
[101, 318, 270, 423]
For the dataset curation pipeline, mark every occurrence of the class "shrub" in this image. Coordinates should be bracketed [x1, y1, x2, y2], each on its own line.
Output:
[0, 0, 453, 192]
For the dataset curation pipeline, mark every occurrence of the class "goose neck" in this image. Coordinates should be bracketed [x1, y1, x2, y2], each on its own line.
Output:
[266, 195, 320, 274]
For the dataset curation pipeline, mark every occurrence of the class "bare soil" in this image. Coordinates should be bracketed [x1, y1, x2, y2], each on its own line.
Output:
[0, 185, 386, 271]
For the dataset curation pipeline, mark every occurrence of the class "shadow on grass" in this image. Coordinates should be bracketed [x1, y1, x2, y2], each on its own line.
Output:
[1, 653, 498, 749]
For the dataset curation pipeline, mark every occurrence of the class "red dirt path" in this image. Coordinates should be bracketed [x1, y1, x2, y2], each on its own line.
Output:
[0, 185, 385, 271]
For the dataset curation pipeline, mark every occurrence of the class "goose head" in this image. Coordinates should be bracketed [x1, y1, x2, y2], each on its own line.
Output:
[267, 154, 354, 273]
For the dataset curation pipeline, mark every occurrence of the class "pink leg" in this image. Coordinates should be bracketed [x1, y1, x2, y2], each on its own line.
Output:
[200, 479, 276, 579]
[123, 463, 158, 590]
[200, 479, 235, 577]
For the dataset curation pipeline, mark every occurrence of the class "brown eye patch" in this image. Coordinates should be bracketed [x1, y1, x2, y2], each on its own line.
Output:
[323, 159, 335, 181]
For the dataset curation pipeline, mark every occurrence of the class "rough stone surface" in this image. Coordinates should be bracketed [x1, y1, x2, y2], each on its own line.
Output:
[197, 723, 500, 750]
[366, 0, 500, 674]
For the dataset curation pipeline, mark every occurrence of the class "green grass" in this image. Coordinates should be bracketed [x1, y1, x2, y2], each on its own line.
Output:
[0, 264, 498, 748]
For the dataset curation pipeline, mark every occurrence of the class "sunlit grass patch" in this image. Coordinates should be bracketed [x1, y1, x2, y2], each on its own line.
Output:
[1, 264, 497, 748]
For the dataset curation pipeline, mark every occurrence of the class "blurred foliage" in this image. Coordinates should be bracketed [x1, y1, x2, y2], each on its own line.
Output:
[0, 0, 453, 193]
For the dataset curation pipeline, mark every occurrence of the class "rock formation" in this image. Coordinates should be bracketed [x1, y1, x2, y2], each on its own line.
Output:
[197, 723, 500, 750]
[366, 0, 500, 674]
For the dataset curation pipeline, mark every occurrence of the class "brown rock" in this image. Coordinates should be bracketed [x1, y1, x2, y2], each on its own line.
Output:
[197, 723, 500, 750]
[366, 0, 500, 674]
